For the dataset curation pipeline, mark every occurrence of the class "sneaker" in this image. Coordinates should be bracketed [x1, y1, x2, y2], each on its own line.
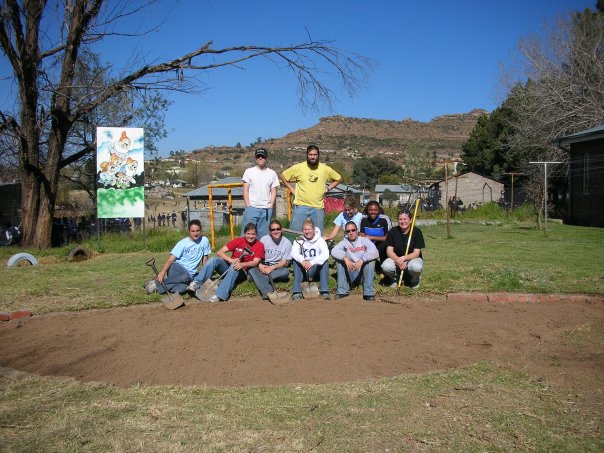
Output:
[409, 278, 420, 289]
[335, 293, 349, 300]
[363, 295, 376, 301]
[144, 279, 157, 294]
[291, 293, 303, 300]
[389, 281, 398, 289]
[320, 292, 331, 300]
[187, 280, 200, 292]
[208, 295, 220, 303]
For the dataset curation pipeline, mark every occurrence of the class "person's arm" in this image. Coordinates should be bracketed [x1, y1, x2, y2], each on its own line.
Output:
[157, 254, 177, 283]
[324, 224, 341, 241]
[269, 186, 277, 209]
[279, 172, 295, 194]
[326, 177, 342, 192]
[242, 182, 250, 207]
[237, 256, 262, 270]
[216, 244, 234, 264]
[201, 254, 208, 266]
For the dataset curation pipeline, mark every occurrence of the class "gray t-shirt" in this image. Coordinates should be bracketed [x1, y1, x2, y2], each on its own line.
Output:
[260, 235, 292, 265]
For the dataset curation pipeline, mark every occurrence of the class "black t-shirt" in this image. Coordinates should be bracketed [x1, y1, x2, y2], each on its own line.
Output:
[360, 216, 390, 240]
[385, 226, 425, 259]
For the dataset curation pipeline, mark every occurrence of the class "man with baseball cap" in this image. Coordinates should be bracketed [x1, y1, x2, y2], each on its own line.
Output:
[241, 148, 280, 239]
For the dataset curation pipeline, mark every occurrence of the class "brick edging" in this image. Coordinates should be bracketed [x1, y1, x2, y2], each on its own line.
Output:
[446, 293, 603, 304]
[0, 310, 32, 322]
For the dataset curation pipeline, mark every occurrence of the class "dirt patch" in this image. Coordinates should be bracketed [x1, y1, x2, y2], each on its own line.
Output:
[0, 296, 602, 396]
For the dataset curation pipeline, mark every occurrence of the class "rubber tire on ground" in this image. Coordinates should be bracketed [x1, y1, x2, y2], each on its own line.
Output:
[7, 252, 39, 268]
[68, 246, 91, 262]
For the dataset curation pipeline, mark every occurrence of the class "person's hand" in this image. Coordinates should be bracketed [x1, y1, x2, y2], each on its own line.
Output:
[353, 260, 363, 271]
[302, 260, 312, 271]
[344, 257, 355, 271]
[395, 256, 407, 271]
[233, 261, 244, 271]
[259, 263, 272, 274]
[157, 271, 165, 283]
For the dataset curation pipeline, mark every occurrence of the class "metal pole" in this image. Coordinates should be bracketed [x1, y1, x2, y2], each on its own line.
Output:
[142, 217, 147, 250]
[445, 162, 451, 239]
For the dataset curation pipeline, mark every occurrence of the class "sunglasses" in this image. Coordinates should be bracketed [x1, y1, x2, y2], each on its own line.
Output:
[270, 227, 282, 232]
[345, 229, 357, 233]
[256, 155, 266, 159]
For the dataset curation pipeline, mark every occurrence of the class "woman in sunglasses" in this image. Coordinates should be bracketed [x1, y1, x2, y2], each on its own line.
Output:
[331, 221, 379, 301]
[248, 220, 292, 300]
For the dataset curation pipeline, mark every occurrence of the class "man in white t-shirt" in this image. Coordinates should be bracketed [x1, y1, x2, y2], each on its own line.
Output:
[241, 148, 280, 239]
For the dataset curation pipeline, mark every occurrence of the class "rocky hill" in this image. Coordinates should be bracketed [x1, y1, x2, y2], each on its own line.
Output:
[188, 109, 486, 177]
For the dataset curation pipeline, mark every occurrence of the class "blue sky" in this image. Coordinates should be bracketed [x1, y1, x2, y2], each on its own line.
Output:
[3, 0, 597, 155]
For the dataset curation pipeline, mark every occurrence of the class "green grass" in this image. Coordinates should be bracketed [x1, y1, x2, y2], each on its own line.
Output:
[1, 221, 602, 314]
[1, 362, 601, 452]
[1, 221, 603, 451]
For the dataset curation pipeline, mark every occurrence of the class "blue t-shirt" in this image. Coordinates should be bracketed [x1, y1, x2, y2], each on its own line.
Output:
[334, 211, 362, 238]
[170, 236, 211, 277]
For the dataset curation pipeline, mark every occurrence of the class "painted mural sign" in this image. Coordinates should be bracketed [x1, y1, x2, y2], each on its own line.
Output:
[96, 127, 144, 218]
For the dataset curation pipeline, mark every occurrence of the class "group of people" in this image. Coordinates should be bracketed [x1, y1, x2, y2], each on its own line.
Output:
[144, 145, 425, 303]
[149, 211, 179, 228]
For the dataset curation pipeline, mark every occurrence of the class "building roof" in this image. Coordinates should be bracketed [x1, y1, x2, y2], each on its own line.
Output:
[326, 183, 362, 195]
[184, 177, 243, 198]
[374, 184, 416, 193]
[555, 125, 604, 146]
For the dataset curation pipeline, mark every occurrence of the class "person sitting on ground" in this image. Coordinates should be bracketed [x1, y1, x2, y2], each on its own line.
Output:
[145, 219, 211, 295]
[359, 200, 392, 264]
[382, 209, 425, 289]
[290, 218, 331, 300]
[248, 219, 292, 301]
[331, 221, 379, 301]
[188, 222, 264, 302]
[323, 195, 363, 242]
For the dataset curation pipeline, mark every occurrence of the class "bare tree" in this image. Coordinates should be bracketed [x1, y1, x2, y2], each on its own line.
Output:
[502, 6, 603, 214]
[0, 0, 370, 248]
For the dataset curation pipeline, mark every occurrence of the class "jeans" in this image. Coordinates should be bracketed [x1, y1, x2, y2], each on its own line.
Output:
[292, 260, 329, 294]
[335, 259, 376, 296]
[248, 266, 290, 298]
[192, 257, 246, 301]
[241, 206, 272, 239]
[381, 257, 423, 286]
[156, 262, 191, 295]
[290, 205, 325, 233]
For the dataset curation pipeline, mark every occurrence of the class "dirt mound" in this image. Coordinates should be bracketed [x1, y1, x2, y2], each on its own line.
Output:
[1, 296, 602, 393]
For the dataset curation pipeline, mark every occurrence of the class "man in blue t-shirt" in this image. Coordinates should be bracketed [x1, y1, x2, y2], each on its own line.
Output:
[144, 219, 211, 295]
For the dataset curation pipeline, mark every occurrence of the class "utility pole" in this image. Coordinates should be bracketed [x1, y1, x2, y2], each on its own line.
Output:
[502, 172, 523, 210]
[529, 161, 561, 233]
[434, 158, 462, 239]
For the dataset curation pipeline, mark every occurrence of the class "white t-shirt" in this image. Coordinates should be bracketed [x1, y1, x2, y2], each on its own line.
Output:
[242, 166, 280, 208]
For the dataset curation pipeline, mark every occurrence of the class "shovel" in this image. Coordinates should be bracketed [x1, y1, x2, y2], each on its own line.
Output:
[145, 258, 185, 310]
[267, 272, 290, 305]
[301, 268, 320, 299]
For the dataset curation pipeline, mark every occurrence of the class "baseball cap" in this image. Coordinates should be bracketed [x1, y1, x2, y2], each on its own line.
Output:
[255, 148, 268, 158]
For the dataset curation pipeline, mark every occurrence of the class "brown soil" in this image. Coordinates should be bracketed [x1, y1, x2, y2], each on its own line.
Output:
[0, 296, 602, 399]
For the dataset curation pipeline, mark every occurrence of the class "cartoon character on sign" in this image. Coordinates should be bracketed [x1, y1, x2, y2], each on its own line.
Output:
[110, 130, 132, 163]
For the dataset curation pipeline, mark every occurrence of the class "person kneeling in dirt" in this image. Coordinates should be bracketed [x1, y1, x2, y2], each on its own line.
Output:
[290, 218, 331, 300]
[381, 209, 425, 289]
[188, 223, 264, 302]
[331, 221, 379, 301]
[248, 220, 292, 301]
[145, 219, 211, 295]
